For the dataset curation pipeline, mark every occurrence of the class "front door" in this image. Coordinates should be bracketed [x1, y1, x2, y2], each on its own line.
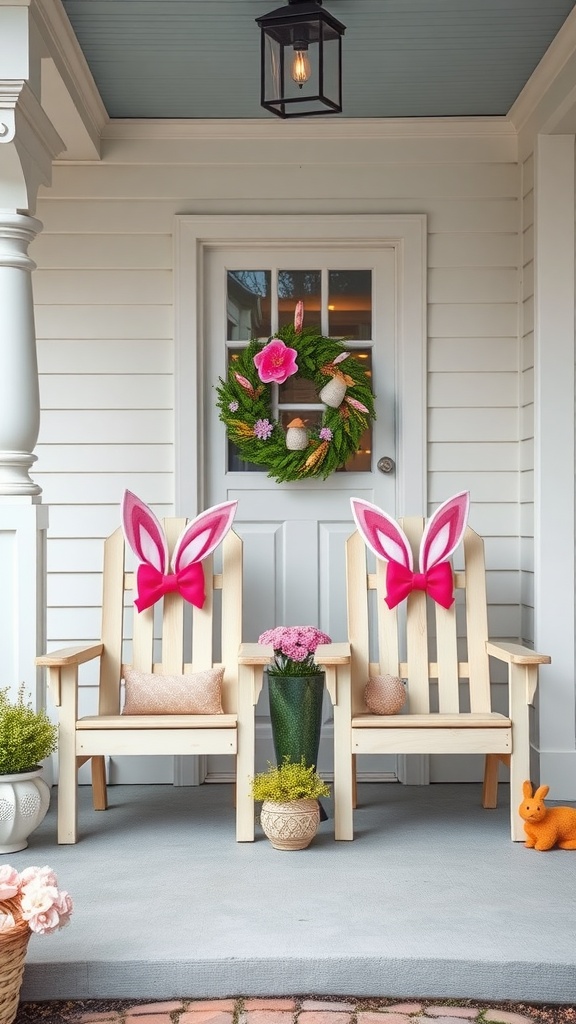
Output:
[205, 245, 396, 776]
[174, 212, 427, 785]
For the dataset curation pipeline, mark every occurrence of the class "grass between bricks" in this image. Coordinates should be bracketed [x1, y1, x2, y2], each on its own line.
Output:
[13, 997, 576, 1024]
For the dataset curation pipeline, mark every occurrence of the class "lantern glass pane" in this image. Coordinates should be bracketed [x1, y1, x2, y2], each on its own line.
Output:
[263, 34, 282, 104]
[320, 24, 341, 108]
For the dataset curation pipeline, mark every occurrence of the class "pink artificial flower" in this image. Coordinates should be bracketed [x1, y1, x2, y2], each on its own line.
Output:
[254, 339, 298, 385]
[253, 418, 273, 440]
[228, 400, 239, 412]
[20, 880, 59, 918]
[19, 865, 58, 888]
[319, 427, 333, 441]
[294, 301, 304, 333]
[53, 890, 73, 929]
[25, 905, 61, 935]
[0, 865, 21, 900]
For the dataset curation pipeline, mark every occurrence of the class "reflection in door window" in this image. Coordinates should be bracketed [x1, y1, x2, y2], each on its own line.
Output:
[227, 271, 271, 340]
[329, 270, 372, 340]
[278, 270, 321, 330]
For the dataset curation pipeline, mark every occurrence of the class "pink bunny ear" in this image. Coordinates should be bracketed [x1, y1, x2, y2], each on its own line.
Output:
[122, 490, 169, 573]
[350, 498, 413, 570]
[419, 491, 470, 574]
[172, 500, 238, 572]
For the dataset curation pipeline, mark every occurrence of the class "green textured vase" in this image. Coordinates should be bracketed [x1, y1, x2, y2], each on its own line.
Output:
[267, 672, 325, 769]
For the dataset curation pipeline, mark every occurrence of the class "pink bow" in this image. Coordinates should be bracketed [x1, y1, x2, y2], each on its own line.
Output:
[135, 562, 205, 613]
[385, 559, 454, 610]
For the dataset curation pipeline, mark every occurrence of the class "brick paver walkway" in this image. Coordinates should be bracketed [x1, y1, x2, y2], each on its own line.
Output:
[55, 997, 542, 1024]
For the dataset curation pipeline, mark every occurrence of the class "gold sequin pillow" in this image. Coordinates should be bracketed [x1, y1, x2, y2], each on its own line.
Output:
[122, 667, 224, 715]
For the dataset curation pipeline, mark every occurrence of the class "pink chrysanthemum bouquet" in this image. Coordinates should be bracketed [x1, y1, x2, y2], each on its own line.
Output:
[258, 625, 331, 676]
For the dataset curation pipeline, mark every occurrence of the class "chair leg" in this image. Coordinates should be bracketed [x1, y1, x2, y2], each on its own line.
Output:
[352, 753, 358, 810]
[57, 746, 79, 844]
[482, 753, 510, 809]
[91, 756, 108, 810]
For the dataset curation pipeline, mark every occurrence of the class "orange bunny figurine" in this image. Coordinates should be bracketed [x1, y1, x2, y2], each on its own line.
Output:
[519, 781, 576, 850]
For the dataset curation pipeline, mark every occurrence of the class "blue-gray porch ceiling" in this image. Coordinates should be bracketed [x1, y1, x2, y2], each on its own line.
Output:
[61, 0, 576, 120]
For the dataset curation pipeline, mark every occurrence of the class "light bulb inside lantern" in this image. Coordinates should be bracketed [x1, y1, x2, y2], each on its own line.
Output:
[291, 47, 311, 87]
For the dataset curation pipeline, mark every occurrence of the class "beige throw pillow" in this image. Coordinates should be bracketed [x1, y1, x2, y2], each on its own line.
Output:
[121, 666, 224, 715]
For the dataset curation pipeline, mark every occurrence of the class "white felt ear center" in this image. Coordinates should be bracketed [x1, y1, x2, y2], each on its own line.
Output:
[177, 527, 211, 569]
[138, 525, 165, 572]
[376, 529, 409, 566]
[425, 522, 451, 569]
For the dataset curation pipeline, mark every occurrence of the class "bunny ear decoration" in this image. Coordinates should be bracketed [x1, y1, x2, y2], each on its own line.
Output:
[122, 490, 169, 574]
[350, 498, 413, 570]
[419, 491, 470, 574]
[121, 493, 238, 614]
[351, 493, 468, 611]
[171, 500, 238, 573]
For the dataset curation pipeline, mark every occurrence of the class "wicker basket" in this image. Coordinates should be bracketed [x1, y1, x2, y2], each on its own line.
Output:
[0, 897, 31, 1024]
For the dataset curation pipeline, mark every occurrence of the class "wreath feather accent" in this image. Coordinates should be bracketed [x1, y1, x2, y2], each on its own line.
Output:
[216, 316, 376, 483]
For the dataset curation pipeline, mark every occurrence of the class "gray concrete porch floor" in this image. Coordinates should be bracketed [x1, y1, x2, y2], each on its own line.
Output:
[8, 782, 576, 1006]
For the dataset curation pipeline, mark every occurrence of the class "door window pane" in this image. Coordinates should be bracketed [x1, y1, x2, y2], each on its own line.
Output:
[278, 270, 321, 330]
[328, 270, 372, 340]
[227, 271, 271, 340]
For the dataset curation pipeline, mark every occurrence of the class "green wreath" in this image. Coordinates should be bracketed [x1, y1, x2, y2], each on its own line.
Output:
[215, 314, 376, 483]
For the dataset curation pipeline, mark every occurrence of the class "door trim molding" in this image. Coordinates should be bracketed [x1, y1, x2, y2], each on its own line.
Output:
[174, 213, 427, 520]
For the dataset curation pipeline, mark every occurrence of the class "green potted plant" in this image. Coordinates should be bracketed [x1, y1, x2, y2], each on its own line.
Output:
[251, 756, 330, 850]
[0, 684, 58, 853]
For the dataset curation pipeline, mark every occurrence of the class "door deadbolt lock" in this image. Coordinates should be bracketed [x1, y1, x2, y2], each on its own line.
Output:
[377, 456, 395, 474]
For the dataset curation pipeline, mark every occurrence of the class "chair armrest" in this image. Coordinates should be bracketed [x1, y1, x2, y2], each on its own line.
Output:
[238, 642, 273, 665]
[314, 642, 351, 666]
[36, 643, 104, 667]
[486, 641, 551, 666]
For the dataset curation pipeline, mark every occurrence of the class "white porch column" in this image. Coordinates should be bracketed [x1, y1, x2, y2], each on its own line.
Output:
[0, 4, 63, 709]
[0, 213, 47, 705]
[0, 212, 42, 495]
[533, 134, 576, 798]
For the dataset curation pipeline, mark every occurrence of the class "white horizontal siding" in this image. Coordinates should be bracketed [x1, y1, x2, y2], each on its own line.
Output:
[34, 130, 523, 684]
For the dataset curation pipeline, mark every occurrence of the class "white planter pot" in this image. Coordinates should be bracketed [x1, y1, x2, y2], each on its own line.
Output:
[260, 798, 320, 850]
[0, 768, 51, 853]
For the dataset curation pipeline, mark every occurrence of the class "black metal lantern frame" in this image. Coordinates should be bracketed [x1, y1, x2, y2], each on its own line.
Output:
[256, 0, 345, 119]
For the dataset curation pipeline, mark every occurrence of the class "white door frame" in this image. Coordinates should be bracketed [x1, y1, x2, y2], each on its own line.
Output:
[174, 213, 428, 785]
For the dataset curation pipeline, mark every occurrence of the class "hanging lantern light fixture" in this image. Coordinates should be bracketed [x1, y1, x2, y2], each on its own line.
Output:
[256, 0, 346, 119]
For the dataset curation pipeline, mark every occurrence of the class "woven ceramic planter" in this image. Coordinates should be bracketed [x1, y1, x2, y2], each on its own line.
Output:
[0, 768, 51, 854]
[260, 798, 320, 850]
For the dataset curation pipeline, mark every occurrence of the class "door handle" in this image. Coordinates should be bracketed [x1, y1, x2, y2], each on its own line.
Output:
[377, 456, 395, 474]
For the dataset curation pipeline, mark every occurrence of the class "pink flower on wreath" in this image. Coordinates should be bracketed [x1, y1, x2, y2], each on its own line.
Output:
[228, 400, 239, 412]
[258, 625, 332, 675]
[254, 339, 298, 385]
[253, 418, 273, 440]
[319, 427, 333, 441]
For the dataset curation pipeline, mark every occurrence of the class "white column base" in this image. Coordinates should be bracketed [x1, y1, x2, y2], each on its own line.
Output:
[0, 452, 40, 495]
[0, 501, 48, 708]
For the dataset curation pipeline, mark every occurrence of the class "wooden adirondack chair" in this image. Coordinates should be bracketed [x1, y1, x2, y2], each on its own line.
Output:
[37, 503, 256, 845]
[315, 497, 551, 842]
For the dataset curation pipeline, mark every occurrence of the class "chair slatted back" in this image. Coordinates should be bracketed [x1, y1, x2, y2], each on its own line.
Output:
[98, 521, 242, 716]
[347, 518, 492, 717]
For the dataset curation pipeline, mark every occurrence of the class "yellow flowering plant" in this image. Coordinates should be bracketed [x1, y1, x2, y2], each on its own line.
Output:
[251, 756, 330, 803]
